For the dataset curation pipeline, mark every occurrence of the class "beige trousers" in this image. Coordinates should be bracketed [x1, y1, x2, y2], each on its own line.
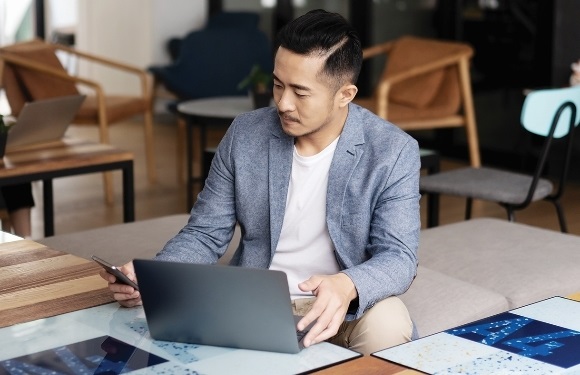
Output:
[292, 296, 413, 355]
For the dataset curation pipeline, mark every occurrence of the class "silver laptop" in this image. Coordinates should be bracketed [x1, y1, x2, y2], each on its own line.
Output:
[6, 95, 86, 151]
[133, 259, 304, 354]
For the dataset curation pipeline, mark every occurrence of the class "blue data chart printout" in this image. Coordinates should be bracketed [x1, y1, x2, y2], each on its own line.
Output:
[0, 335, 167, 375]
[447, 311, 580, 369]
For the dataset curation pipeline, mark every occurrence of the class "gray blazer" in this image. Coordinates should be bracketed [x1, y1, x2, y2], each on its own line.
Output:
[157, 103, 421, 320]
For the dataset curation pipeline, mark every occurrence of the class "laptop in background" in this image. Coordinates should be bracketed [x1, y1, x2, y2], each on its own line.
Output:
[6, 95, 86, 152]
[133, 259, 303, 354]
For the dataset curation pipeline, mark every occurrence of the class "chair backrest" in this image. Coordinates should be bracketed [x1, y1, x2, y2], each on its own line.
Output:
[380, 36, 470, 115]
[520, 86, 580, 205]
[167, 12, 261, 60]
[0, 39, 79, 116]
[521, 86, 580, 138]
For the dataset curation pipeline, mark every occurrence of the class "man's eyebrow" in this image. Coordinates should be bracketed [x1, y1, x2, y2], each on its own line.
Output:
[272, 73, 312, 92]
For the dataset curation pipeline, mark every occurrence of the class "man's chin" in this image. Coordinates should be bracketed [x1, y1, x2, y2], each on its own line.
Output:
[280, 119, 301, 136]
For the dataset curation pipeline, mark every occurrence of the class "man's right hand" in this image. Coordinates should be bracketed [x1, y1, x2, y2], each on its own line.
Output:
[98, 261, 142, 307]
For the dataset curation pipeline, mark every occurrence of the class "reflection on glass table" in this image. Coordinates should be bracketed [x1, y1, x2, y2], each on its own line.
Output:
[0, 303, 360, 375]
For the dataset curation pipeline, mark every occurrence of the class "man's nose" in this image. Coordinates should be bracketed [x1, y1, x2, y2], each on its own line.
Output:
[276, 90, 295, 113]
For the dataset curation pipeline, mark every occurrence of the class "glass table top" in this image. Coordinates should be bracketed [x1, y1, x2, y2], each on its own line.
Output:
[0, 231, 22, 244]
[0, 303, 360, 374]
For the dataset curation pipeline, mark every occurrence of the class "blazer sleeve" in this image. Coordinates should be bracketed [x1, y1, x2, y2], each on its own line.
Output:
[155, 120, 239, 264]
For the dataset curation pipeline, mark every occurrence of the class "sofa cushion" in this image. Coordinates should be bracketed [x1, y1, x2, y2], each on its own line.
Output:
[400, 266, 509, 337]
[37, 215, 191, 265]
[419, 218, 580, 309]
[37, 214, 241, 266]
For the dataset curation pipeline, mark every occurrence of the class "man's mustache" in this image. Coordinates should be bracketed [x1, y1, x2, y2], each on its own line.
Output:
[278, 112, 300, 123]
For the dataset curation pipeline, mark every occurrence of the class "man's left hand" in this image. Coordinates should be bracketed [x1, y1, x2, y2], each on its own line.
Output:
[297, 273, 357, 348]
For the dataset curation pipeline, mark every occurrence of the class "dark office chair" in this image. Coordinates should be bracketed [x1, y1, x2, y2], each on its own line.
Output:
[419, 86, 580, 232]
[148, 11, 273, 181]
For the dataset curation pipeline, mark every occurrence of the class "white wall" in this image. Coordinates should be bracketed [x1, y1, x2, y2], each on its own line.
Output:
[76, 0, 206, 95]
[46, 0, 78, 34]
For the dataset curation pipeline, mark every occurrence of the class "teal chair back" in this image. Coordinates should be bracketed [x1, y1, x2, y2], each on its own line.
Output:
[518, 85, 580, 220]
[521, 85, 580, 138]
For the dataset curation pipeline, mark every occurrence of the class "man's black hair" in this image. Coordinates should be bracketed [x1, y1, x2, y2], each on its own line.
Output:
[275, 9, 362, 87]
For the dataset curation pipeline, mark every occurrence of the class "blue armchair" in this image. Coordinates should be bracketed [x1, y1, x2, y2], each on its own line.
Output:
[148, 12, 273, 182]
[149, 12, 273, 104]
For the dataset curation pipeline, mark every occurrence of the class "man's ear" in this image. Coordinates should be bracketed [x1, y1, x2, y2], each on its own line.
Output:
[337, 84, 358, 108]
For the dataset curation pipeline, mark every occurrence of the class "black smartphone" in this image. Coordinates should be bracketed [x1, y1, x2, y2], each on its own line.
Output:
[92, 255, 139, 290]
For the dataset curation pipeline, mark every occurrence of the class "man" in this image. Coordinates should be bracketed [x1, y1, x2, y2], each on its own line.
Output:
[102, 9, 420, 355]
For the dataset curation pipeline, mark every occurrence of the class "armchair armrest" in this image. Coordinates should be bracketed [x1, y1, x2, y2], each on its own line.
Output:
[52, 44, 153, 105]
[361, 41, 395, 59]
[1, 52, 100, 89]
[1, 52, 107, 115]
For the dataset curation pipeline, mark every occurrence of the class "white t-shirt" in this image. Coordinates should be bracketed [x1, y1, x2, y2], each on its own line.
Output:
[270, 137, 341, 299]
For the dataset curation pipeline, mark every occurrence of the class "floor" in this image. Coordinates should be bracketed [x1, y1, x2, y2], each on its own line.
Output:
[12, 111, 580, 239]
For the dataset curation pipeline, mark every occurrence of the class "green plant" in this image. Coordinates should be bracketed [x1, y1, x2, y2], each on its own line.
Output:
[0, 114, 16, 134]
[237, 64, 272, 93]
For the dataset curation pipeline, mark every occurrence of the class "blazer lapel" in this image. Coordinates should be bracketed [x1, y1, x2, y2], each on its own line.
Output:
[327, 106, 365, 244]
[269, 130, 293, 255]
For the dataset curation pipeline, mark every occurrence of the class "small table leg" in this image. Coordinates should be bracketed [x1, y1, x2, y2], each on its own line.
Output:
[122, 162, 135, 223]
[186, 117, 194, 211]
[42, 179, 54, 237]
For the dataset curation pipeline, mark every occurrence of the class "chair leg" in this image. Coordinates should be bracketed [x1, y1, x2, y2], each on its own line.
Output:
[426, 192, 439, 228]
[553, 200, 568, 233]
[101, 173, 114, 205]
[506, 207, 516, 222]
[176, 117, 186, 183]
[96, 111, 114, 205]
[464, 198, 473, 220]
[143, 109, 157, 184]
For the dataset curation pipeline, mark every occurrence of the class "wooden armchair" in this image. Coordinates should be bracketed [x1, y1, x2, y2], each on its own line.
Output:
[354, 36, 481, 167]
[0, 39, 156, 202]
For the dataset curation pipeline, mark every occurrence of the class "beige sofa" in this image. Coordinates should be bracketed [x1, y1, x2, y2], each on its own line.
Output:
[38, 216, 580, 338]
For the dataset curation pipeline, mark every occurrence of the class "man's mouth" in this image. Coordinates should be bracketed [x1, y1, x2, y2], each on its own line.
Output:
[279, 113, 300, 123]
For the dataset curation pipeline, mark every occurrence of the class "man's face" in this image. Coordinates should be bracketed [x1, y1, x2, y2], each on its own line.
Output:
[272, 47, 343, 140]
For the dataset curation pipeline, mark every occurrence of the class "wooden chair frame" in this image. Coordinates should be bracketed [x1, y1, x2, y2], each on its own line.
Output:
[359, 39, 481, 167]
[0, 40, 156, 202]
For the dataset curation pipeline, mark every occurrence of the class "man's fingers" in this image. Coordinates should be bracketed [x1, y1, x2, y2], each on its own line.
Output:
[97, 261, 141, 307]
[298, 276, 321, 293]
[115, 296, 142, 308]
[297, 295, 327, 331]
[300, 295, 341, 346]
[302, 307, 343, 347]
[99, 269, 116, 283]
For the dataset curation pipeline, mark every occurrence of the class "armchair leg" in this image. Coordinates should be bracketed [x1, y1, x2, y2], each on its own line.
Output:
[96, 111, 114, 205]
[143, 109, 157, 184]
[176, 117, 186, 183]
[102, 173, 114, 205]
